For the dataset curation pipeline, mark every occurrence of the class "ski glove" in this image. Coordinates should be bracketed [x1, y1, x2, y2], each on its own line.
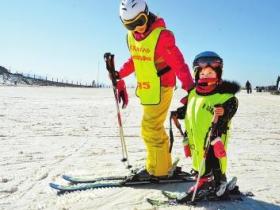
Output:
[116, 79, 128, 109]
[175, 105, 187, 119]
[180, 96, 188, 105]
[174, 96, 188, 119]
[184, 145, 191, 158]
[211, 137, 226, 158]
[183, 134, 191, 158]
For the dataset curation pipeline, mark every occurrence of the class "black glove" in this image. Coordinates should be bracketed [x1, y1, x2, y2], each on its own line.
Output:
[176, 105, 187, 119]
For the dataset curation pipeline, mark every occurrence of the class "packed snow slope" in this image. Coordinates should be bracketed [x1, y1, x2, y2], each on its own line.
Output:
[0, 86, 280, 210]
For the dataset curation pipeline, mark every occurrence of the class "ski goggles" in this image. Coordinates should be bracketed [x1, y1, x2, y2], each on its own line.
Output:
[122, 13, 148, 31]
[193, 57, 223, 70]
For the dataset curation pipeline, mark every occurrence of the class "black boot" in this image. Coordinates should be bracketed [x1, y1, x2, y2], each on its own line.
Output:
[127, 168, 154, 182]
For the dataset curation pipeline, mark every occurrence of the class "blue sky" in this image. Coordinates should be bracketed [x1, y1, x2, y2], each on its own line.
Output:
[1, 0, 279, 87]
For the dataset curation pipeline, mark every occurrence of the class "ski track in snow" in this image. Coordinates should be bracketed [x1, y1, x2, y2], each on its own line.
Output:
[0, 86, 280, 210]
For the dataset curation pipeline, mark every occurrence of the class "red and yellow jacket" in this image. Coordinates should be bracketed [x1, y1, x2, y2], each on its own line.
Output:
[119, 17, 194, 91]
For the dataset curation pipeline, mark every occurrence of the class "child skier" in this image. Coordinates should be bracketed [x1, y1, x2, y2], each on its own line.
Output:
[109, 0, 194, 179]
[176, 51, 240, 201]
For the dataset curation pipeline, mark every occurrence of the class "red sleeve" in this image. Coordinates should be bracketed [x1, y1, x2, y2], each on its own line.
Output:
[157, 30, 194, 91]
[118, 57, 135, 79]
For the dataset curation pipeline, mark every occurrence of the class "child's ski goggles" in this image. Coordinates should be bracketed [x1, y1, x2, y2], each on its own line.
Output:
[122, 13, 148, 31]
[193, 57, 223, 70]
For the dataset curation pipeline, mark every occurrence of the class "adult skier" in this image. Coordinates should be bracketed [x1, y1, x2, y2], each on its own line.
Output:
[109, 0, 194, 178]
[177, 51, 240, 201]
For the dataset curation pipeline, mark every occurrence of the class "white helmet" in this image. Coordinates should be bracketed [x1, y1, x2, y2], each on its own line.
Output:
[119, 0, 149, 21]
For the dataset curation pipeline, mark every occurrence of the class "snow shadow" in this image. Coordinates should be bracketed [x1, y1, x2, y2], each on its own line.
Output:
[130, 183, 280, 210]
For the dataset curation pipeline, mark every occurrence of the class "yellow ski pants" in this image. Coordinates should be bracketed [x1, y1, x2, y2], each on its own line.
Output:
[141, 87, 173, 176]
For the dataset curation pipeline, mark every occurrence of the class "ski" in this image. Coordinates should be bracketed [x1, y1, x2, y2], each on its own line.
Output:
[49, 182, 124, 193]
[62, 158, 184, 184]
[146, 197, 177, 206]
[62, 175, 126, 184]
[50, 175, 195, 194]
[147, 186, 254, 206]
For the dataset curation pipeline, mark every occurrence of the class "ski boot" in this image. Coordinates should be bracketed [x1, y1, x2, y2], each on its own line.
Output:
[189, 169, 199, 177]
[126, 168, 156, 182]
[176, 175, 215, 203]
[216, 176, 237, 197]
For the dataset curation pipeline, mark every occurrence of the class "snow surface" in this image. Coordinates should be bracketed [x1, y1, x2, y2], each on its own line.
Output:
[0, 86, 280, 210]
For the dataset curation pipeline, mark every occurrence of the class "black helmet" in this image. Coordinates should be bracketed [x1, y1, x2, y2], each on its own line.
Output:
[193, 51, 223, 81]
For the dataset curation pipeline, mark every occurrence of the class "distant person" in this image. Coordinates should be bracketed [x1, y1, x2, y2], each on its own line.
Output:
[109, 0, 194, 179]
[174, 51, 240, 201]
[245, 80, 252, 94]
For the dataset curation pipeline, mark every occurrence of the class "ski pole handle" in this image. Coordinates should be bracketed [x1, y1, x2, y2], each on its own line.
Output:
[104, 52, 117, 86]
[104, 52, 115, 71]
[213, 104, 222, 123]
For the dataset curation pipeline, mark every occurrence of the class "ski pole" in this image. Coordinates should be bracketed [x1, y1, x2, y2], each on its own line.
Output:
[104, 52, 132, 169]
[171, 111, 184, 136]
[169, 111, 185, 153]
[191, 115, 219, 203]
[168, 113, 174, 153]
